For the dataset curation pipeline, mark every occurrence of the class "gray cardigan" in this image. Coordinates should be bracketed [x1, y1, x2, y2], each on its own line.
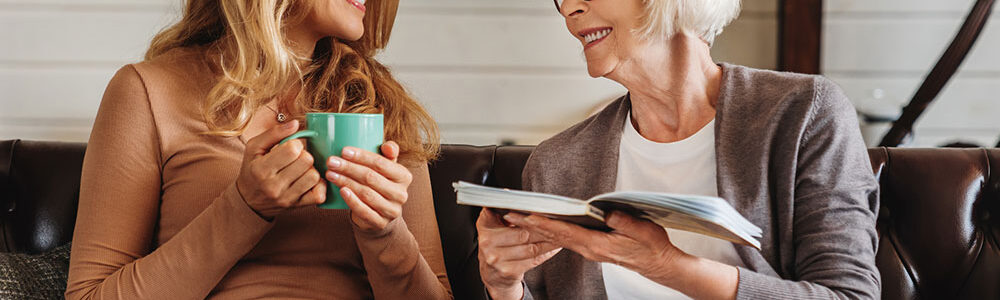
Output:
[520, 63, 881, 299]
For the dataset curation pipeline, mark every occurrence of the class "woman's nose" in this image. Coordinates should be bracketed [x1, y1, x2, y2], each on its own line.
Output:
[559, 0, 588, 17]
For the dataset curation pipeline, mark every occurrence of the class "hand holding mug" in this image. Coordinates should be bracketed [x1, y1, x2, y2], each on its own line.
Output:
[276, 112, 401, 233]
[325, 141, 413, 234]
[236, 120, 327, 220]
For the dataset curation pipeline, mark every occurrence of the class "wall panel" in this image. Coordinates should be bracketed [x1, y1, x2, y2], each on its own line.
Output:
[1, 0, 778, 144]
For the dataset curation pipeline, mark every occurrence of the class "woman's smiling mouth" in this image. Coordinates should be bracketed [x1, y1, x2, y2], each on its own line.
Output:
[347, 0, 366, 13]
[579, 27, 613, 50]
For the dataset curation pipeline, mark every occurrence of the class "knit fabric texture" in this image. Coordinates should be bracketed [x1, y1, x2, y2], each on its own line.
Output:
[0, 243, 71, 300]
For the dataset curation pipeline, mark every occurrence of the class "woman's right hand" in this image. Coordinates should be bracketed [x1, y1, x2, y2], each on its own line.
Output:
[477, 209, 562, 300]
[236, 120, 327, 220]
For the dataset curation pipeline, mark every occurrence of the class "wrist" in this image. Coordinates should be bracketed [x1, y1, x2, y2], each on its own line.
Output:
[646, 252, 740, 300]
[232, 182, 272, 221]
[638, 247, 691, 286]
[353, 216, 402, 238]
[485, 281, 524, 300]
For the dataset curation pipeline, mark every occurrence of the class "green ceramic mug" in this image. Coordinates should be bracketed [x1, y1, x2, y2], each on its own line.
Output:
[279, 113, 384, 209]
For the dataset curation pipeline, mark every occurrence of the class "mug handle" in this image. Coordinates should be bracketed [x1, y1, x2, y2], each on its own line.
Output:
[279, 130, 320, 145]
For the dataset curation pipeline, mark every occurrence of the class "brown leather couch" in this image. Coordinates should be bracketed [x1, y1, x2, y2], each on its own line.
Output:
[1, 140, 998, 299]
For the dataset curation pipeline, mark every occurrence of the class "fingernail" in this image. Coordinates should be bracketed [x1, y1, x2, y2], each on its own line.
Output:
[283, 120, 297, 129]
[342, 148, 355, 158]
[606, 211, 626, 227]
[341, 187, 353, 198]
[503, 213, 523, 224]
[522, 215, 543, 226]
[605, 211, 618, 224]
[326, 171, 341, 181]
[328, 157, 343, 169]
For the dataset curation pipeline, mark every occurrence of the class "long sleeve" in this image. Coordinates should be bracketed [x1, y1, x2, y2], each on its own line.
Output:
[65, 65, 275, 300]
[734, 78, 881, 300]
[353, 163, 453, 299]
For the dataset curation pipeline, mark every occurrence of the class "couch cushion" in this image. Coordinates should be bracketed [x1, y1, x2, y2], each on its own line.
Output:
[869, 148, 1000, 300]
[427, 145, 496, 300]
[0, 140, 85, 254]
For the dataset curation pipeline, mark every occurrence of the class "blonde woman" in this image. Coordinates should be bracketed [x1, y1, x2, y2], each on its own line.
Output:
[477, 0, 880, 299]
[66, 0, 451, 299]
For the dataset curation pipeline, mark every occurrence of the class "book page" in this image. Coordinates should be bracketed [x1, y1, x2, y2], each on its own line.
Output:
[454, 182, 760, 249]
[590, 198, 761, 249]
[453, 181, 592, 216]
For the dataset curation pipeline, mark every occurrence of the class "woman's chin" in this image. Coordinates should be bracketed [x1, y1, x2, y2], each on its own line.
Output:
[585, 64, 613, 78]
[344, 28, 365, 41]
[328, 24, 365, 42]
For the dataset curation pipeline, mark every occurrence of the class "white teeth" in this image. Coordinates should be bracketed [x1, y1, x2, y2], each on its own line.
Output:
[584, 29, 612, 44]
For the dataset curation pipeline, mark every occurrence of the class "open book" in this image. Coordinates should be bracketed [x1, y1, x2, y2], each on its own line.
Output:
[453, 181, 762, 250]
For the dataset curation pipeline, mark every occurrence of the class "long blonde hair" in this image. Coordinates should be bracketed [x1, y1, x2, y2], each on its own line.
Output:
[146, 0, 439, 163]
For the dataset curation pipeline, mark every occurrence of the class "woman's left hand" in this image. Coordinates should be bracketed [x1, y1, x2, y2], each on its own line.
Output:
[504, 211, 686, 281]
[326, 141, 413, 234]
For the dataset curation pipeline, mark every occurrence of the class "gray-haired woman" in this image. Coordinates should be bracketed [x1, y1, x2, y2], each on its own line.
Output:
[476, 0, 881, 299]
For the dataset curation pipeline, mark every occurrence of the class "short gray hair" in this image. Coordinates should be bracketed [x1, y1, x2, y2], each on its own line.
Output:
[636, 0, 742, 45]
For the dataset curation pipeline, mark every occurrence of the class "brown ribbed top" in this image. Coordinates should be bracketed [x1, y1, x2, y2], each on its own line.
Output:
[66, 47, 451, 299]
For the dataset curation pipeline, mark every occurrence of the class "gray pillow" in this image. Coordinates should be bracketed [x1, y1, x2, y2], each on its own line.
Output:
[0, 243, 71, 300]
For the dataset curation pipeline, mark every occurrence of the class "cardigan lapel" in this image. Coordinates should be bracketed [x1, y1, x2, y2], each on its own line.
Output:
[570, 94, 631, 199]
[530, 95, 630, 300]
[712, 63, 781, 277]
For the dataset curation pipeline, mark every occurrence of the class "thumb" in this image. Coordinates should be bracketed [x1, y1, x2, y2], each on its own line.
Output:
[380, 141, 400, 162]
[477, 208, 504, 229]
[606, 211, 664, 241]
[247, 120, 300, 156]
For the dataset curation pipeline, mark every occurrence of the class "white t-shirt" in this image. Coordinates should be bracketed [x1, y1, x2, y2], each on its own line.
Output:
[602, 113, 746, 300]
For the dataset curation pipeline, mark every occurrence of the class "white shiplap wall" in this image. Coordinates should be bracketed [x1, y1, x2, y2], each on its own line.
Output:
[0, 0, 776, 145]
[0, 1, 178, 141]
[825, 0, 1000, 147]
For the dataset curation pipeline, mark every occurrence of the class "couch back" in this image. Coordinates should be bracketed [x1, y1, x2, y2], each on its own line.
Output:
[0, 140, 84, 255]
[1, 140, 998, 299]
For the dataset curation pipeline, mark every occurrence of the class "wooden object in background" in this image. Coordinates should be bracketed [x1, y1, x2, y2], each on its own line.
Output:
[878, 0, 996, 147]
[778, 0, 823, 74]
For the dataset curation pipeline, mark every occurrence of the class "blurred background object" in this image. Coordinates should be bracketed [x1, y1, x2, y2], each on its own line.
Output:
[0, 0, 997, 147]
[876, 0, 994, 147]
[823, 0, 999, 147]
